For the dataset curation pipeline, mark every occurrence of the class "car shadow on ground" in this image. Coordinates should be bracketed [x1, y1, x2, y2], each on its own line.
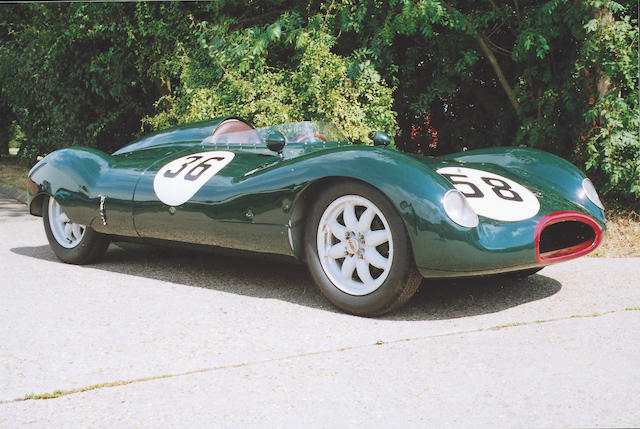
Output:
[12, 242, 561, 321]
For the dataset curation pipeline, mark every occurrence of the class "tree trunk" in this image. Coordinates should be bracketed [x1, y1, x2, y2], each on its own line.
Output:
[474, 33, 520, 113]
[440, 1, 520, 116]
[0, 98, 12, 155]
[593, 7, 616, 102]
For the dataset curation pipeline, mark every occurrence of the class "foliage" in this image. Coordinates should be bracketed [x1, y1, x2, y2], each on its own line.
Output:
[580, 6, 639, 199]
[144, 12, 397, 144]
[0, 3, 192, 160]
[0, 1, 637, 201]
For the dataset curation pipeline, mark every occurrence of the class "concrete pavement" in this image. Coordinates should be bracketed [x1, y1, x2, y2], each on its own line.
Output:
[0, 196, 638, 427]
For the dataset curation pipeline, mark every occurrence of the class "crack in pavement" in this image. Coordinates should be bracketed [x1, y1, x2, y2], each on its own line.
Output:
[2, 307, 637, 404]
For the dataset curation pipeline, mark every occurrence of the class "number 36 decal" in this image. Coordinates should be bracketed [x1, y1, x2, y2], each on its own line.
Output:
[437, 167, 540, 222]
[154, 151, 234, 206]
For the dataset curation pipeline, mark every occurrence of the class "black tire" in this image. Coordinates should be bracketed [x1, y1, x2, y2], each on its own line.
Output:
[304, 182, 422, 316]
[42, 195, 110, 264]
[497, 267, 543, 279]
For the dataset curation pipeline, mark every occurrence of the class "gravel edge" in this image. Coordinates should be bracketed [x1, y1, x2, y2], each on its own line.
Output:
[0, 183, 28, 204]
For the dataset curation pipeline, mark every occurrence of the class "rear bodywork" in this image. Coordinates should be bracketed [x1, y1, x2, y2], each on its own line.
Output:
[27, 118, 605, 278]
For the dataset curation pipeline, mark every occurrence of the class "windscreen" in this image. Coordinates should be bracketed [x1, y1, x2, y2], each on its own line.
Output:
[201, 121, 348, 146]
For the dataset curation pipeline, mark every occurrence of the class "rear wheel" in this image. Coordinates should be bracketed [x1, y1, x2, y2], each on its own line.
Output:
[42, 195, 110, 264]
[305, 182, 422, 316]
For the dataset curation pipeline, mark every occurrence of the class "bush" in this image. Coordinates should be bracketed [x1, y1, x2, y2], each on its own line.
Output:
[143, 16, 397, 144]
[580, 10, 639, 199]
[0, 1, 637, 202]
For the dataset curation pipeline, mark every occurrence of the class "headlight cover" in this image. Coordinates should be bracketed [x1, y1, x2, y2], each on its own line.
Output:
[443, 189, 479, 228]
[582, 178, 604, 210]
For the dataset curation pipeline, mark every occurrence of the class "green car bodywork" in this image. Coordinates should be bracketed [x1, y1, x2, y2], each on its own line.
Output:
[27, 117, 606, 279]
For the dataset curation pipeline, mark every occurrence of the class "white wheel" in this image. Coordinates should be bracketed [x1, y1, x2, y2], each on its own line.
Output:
[47, 197, 86, 248]
[42, 195, 110, 264]
[305, 182, 422, 316]
[317, 195, 393, 295]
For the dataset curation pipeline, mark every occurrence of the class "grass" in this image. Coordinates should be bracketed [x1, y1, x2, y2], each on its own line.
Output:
[0, 157, 638, 257]
[590, 206, 640, 258]
[0, 159, 30, 190]
[23, 374, 176, 400]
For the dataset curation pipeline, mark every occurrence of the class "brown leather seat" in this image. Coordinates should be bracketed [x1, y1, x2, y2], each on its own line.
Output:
[212, 119, 254, 136]
[210, 119, 261, 144]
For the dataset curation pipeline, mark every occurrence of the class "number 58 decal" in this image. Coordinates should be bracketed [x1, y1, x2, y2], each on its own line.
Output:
[154, 151, 234, 206]
[437, 167, 540, 222]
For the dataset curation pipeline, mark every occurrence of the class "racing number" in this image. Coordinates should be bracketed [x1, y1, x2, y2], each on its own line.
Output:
[481, 177, 523, 202]
[184, 156, 226, 181]
[441, 174, 483, 198]
[164, 156, 226, 181]
[163, 155, 201, 178]
[442, 173, 523, 202]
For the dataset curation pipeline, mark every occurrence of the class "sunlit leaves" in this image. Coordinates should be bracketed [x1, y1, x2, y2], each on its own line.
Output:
[143, 9, 397, 145]
[0, 0, 637, 200]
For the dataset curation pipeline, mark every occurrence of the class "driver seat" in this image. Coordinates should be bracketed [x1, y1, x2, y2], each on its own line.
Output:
[210, 118, 261, 144]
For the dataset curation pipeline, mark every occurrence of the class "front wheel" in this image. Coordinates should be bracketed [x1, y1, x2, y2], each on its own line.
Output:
[42, 195, 110, 264]
[305, 182, 422, 316]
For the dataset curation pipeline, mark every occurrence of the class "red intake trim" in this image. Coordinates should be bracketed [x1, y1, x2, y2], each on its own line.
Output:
[535, 211, 603, 264]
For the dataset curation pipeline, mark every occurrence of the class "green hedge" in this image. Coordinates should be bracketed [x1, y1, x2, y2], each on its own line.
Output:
[0, 1, 637, 202]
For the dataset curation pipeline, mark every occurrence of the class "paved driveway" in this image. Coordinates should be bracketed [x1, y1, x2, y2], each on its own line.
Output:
[0, 196, 638, 427]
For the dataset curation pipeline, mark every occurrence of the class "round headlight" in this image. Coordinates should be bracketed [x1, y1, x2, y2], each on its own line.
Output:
[443, 189, 479, 228]
[582, 178, 604, 210]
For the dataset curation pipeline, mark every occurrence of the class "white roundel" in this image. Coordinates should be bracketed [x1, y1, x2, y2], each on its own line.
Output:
[153, 151, 234, 206]
[437, 166, 540, 222]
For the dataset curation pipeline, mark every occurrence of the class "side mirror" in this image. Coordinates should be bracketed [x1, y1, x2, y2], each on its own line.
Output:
[266, 131, 286, 154]
[373, 131, 391, 146]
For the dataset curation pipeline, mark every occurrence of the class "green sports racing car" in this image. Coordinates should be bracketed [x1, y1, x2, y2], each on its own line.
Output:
[27, 117, 605, 316]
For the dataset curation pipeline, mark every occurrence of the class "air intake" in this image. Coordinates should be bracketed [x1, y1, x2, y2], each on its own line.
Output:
[535, 211, 603, 263]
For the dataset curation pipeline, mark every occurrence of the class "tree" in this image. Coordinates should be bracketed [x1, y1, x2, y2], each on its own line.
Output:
[327, 0, 638, 199]
[0, 97, 13, 155]
[0, 1, 637, 201]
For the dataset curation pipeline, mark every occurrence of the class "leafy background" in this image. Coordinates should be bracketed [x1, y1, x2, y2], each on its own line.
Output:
[0, 0, 637, 203]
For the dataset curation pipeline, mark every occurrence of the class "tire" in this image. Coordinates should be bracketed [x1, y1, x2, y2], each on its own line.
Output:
[498, 267, 543, 279]
[305, 182, 422, 316]
[42, 195, 110, 264]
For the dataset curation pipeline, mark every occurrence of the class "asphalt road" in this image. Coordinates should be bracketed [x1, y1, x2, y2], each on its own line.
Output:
[0, 195, 638, 427]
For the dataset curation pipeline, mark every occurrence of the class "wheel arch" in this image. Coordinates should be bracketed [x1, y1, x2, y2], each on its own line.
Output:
[284, 148, 456, 267]
[29, 192, 49, 217]
[27, 147, 112, 224]
[288, 175, 404, 262]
